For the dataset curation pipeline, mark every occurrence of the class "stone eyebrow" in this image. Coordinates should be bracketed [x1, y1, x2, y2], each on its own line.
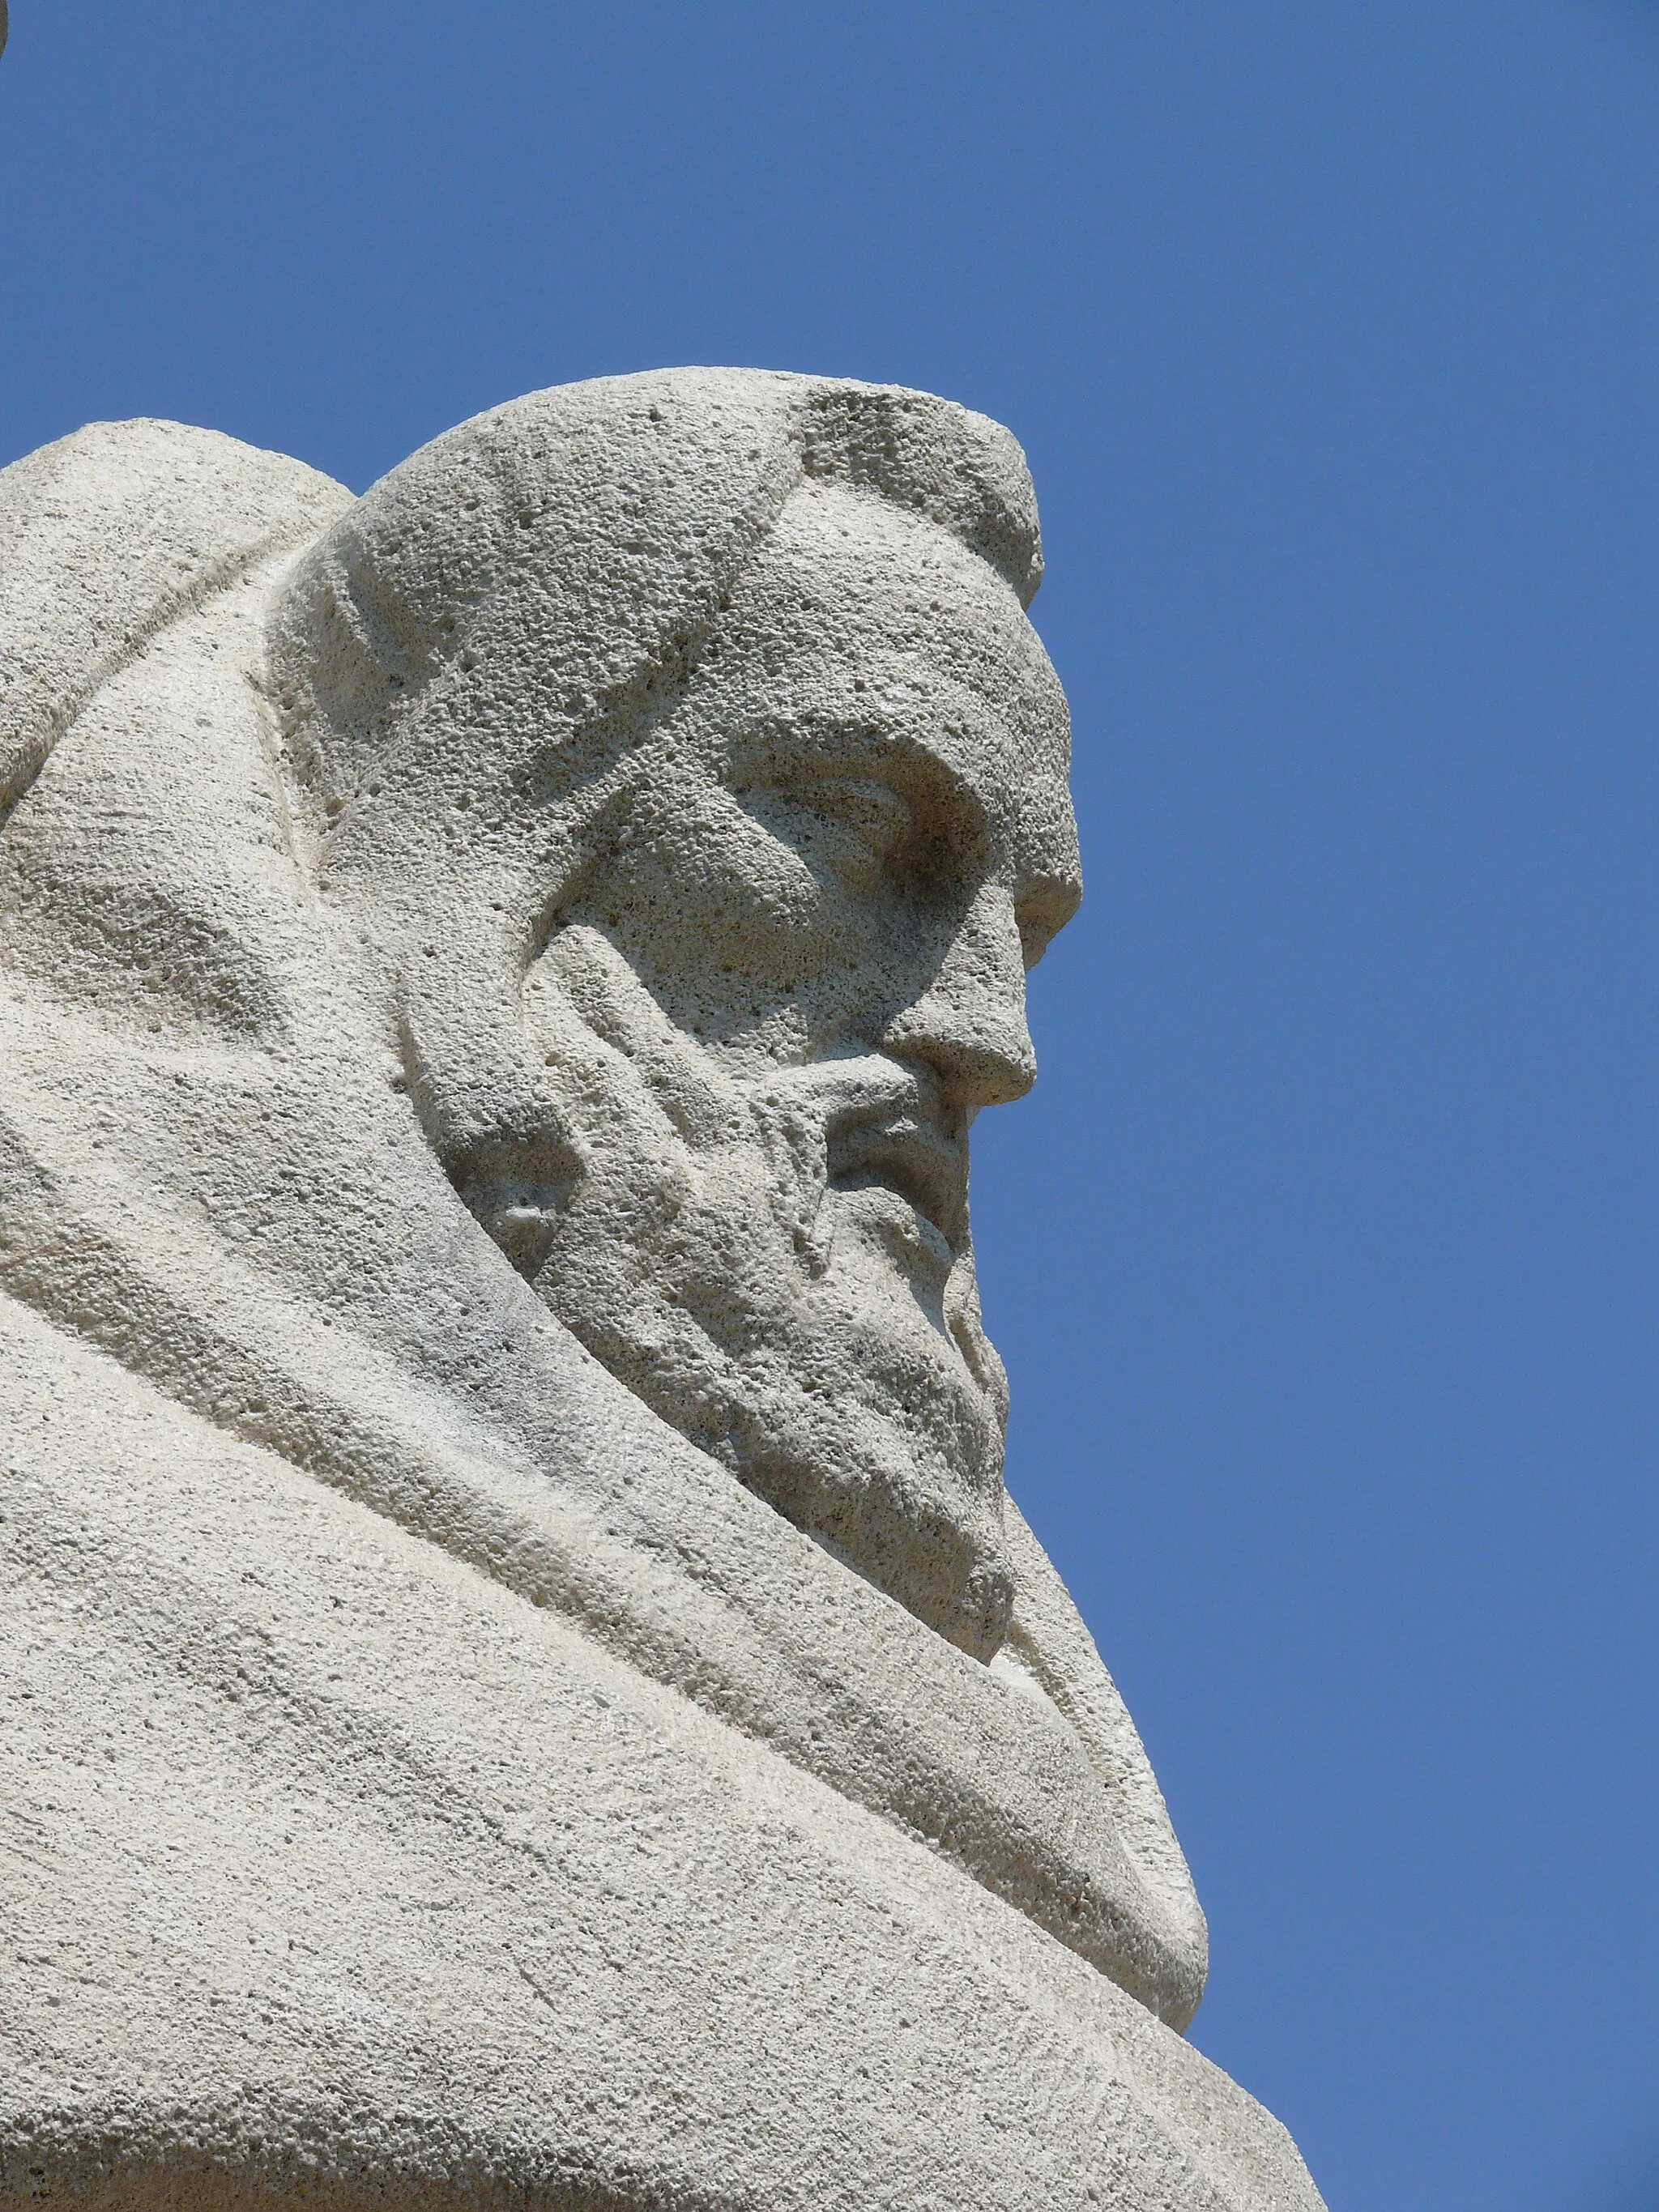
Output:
[743, 702, 993, 808]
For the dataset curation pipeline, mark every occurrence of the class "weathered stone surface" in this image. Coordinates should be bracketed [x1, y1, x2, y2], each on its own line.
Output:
[0, 374, 1324, 2209]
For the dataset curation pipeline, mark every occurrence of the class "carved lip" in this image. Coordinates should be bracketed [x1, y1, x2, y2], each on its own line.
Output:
[825, 1113, 967, 1251]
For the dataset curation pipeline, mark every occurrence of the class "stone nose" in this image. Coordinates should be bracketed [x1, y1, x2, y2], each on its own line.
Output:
[881, 884, 1038, 1110]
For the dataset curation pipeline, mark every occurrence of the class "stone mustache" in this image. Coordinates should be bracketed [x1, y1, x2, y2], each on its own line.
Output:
[0, 371, 1325, 2211]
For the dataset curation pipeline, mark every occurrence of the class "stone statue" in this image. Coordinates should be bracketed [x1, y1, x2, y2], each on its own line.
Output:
[0, 373, 1324, 2210]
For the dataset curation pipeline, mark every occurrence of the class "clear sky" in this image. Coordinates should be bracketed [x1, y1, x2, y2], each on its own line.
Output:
[2, 6, 1654, 2208]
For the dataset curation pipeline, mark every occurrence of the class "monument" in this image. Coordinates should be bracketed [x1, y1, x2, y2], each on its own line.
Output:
[0, 372, 1324, 2209]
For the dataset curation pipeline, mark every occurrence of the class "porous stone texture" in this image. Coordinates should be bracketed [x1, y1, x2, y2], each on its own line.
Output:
[0, 377, 1325, 2209]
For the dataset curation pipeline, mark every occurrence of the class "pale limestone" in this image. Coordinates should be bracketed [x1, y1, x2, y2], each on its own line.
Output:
[0, 375, 1324, 2210]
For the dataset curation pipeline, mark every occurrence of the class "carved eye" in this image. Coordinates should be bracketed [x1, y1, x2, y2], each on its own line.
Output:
[797, 775, 911, 850]
[766, 774, 915, 889]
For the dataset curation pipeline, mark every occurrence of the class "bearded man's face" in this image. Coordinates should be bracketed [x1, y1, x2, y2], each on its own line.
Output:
[362, 484, 1079, 1657]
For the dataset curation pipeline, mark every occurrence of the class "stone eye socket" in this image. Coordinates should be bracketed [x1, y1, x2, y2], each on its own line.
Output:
[791, 774, 911, 854]
[754, 773, 915, 890]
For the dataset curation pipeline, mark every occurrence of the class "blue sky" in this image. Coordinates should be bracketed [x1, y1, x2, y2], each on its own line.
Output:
[2, 6, 1654, 2207]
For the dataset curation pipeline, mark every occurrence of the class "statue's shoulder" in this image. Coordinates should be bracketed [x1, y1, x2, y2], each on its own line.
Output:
[0, 418, 352, 815]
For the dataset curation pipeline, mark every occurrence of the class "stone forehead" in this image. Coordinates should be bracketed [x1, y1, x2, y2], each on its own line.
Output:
[731, 480, 1064, 708]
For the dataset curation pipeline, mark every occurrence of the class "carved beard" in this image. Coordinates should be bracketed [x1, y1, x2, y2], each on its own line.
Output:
[415, 923, 1015, 1659]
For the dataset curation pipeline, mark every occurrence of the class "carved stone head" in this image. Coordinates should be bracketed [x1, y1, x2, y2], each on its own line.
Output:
[267, 369, 1081, 1657]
